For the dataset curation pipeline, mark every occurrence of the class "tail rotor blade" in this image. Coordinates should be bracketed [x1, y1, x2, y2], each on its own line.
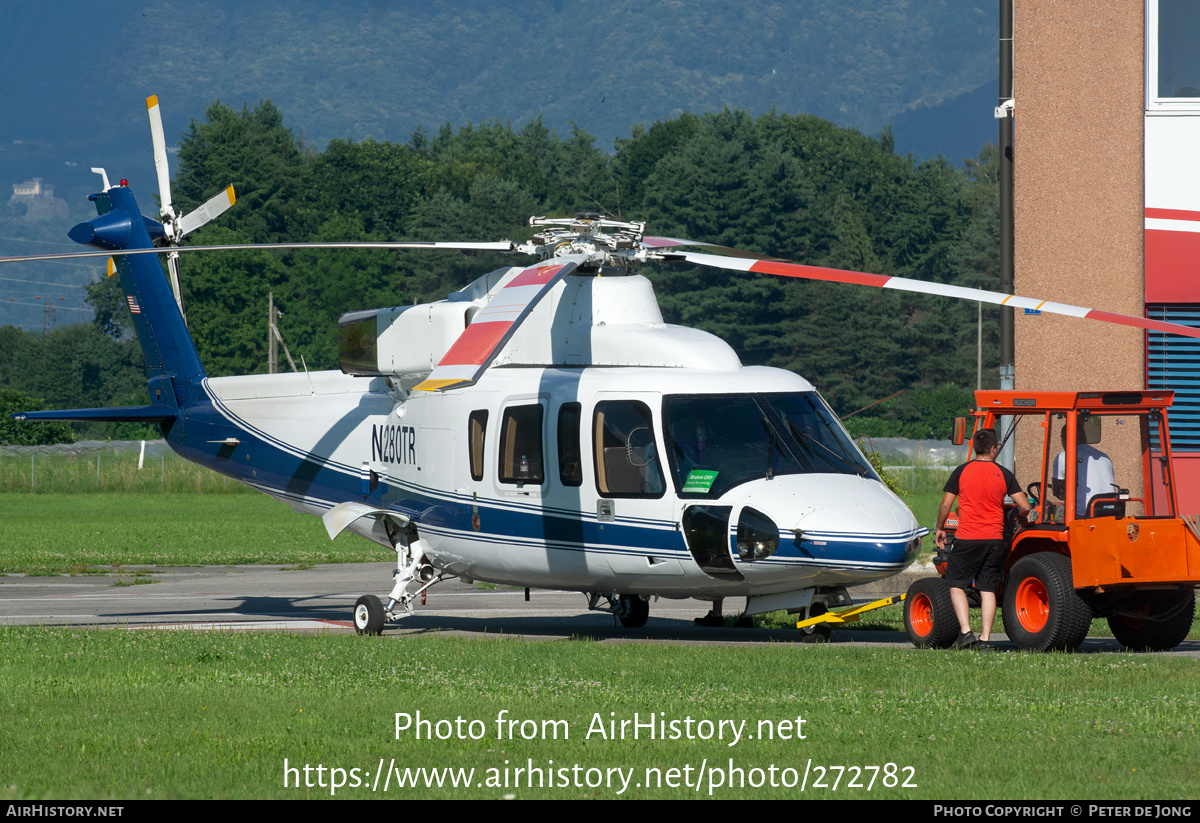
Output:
[145, 95, 174, 220]
[177, 186, 236, 238]
[165, 252, 187, 325]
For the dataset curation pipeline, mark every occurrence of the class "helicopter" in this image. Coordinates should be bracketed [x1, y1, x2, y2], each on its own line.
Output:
[8, 98, 1200, 636]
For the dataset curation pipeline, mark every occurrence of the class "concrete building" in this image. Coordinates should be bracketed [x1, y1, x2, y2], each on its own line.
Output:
[10, 178, 54, 201]
[1013, 1, 1200, 513]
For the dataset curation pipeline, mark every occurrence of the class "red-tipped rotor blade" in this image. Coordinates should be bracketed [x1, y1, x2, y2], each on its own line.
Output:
[669, 250, 1200, 341]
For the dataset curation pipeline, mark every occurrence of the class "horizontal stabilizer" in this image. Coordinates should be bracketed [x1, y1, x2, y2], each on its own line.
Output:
[322, 501, 410, 541]
[11, 405, 178, 424]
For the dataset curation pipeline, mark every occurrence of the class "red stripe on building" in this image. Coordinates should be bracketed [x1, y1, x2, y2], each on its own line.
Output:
[436, 321, 511, 366]
[1146, 229, 1200, 302]
[1145, 207, 1200, 222]
[748, 260, 892, 288]
[507, 264, 565, 289]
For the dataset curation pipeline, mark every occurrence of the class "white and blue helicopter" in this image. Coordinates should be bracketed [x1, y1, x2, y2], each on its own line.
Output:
[9, 98, 1200, 636]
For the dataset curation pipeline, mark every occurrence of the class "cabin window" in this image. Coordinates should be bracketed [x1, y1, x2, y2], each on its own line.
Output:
[593, 400, 664, 498]
[498, 404, 544, 485]
[468, 410, 488, 481]
[558, 403, 583, 487]
[663, 392, 878, 497]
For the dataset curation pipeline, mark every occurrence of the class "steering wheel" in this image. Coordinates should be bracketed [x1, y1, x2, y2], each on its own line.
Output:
[1026, 481, 1041, 506]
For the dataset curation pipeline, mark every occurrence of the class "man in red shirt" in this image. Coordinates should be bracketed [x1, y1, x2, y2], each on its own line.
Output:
[936, 428, 1031, 649]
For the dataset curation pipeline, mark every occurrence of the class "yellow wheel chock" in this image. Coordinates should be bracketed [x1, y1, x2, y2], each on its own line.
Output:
[794, 594, 906, 630]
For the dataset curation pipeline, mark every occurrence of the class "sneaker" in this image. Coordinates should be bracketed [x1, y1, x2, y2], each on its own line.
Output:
[976, 640, 1001, 652]
[954, 630, 980, 650]
[733, 614, 754, 629]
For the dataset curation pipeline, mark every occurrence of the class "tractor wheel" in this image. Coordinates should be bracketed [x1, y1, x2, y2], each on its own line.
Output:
[1002, 553, 1092, 651]
[904, 577, 958, 649]
[618, 594, 649, 628]
[354, 594, 385, 636]
[1107, 589, 1196, 651]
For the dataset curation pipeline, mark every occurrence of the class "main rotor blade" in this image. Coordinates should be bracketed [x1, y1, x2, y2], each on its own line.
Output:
[146, 96, 174, 219]
[642, 236, 768, 259]
[413, 256, 586, 392]
[641, 235, 718, 249]
[176, 186, 237, 238]
[0, 241, 517, 265]
[668, 250, 1200, 341]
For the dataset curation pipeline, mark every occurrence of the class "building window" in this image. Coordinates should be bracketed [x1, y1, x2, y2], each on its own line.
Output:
[1148, 1, 1200, 109]
[1146, 304, 1200, 450]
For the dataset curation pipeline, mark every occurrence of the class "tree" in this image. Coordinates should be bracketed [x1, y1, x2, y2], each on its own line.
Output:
[174, 100, 310, 243]
[292, 138, 434, 239]
[179, 225, 288, 376]
[0, 389, 76, 446]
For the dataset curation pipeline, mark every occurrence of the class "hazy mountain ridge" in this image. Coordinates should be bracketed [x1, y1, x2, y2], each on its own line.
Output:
[2, 2, 996, 172]
[0, 1, 999, 332]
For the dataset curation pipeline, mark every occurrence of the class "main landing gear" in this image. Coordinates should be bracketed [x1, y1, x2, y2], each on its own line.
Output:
[354, 525, 449, 636]
[586, 592, 651, 627]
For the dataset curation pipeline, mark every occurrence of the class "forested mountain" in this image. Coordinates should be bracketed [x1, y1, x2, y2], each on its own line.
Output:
[1, 102, 1001, 441]
[0, 2, 997, 187]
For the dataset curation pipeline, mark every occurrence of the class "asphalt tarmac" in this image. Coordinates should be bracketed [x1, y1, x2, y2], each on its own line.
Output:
[1, 561, 1196, 654]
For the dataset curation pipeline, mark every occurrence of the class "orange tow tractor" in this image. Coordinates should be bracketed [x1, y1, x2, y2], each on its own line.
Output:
[904, 390, 1199, 651]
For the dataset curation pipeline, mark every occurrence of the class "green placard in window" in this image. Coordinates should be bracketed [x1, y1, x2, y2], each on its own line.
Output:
[683, 470, 718, 493]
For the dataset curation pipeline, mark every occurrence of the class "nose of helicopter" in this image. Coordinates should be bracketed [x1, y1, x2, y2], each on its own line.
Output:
[721, 474, 923, 573]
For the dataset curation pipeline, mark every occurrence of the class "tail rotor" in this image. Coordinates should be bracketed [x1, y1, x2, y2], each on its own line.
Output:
[145, 95, 236, 323]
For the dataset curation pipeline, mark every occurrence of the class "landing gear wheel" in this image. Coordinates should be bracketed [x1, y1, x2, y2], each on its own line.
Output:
[618, 595, 649, 628]
[1002, 553, 1091, 651]
[354, 594, 385, 636]
[904, 577, 958, 649]
[799, 602, 832, 643]
[1107, 589, 1196, 651]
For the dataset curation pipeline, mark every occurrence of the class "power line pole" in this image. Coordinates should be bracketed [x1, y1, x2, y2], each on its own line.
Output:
[267, 291, 298, 374]
[268, 291, 278, 374]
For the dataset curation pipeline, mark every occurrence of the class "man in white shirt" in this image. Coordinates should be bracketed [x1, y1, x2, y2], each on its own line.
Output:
[1052, 425, 1116, 517]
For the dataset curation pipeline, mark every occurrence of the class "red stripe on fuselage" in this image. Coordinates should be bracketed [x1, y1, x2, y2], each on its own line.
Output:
[747, 260, 892, 288]
[507, 263, 566, 288]
[436, 320, 511, 366]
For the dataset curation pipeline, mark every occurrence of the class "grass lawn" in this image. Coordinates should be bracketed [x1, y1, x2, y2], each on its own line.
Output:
[0, 488, 1197, 801]
[0, 493, 385, 574]
[0, 628, 1196, 800]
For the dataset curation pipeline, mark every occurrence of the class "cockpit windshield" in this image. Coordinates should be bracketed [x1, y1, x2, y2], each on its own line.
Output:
[662, 392, 879, 497]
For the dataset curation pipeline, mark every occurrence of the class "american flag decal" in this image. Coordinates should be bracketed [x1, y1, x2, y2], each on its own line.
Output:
[126, 295, 141, 314]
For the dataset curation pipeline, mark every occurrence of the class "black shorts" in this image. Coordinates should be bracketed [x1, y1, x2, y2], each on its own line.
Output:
[945, 538, 1006, 593]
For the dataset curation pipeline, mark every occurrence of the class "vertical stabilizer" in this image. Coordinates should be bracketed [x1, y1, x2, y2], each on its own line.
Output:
[68, 185, 206, 406]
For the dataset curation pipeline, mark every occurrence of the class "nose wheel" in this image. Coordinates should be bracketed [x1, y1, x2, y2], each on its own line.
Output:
[354, 594, 385, 635]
